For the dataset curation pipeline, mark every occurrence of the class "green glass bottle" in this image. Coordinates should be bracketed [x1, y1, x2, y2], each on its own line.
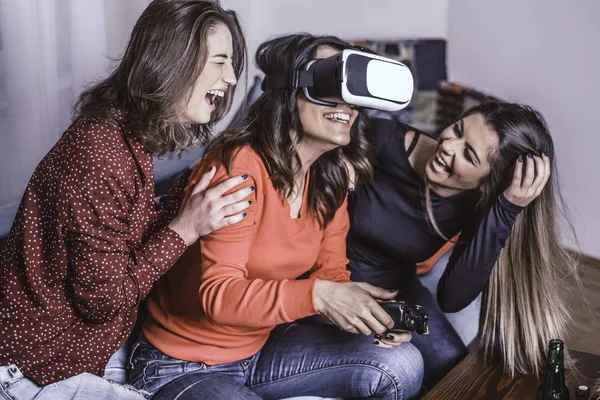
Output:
[576, 385, 590, 400]
[537, 339, 569, 400]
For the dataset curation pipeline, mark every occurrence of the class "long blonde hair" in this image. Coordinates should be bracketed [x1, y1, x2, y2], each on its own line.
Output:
[426, 102, 581, 377]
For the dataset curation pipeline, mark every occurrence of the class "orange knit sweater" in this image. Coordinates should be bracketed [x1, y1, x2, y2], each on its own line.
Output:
[143, 146, 351, 364]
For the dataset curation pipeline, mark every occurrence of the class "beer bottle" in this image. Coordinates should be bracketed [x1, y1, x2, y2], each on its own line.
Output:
[537, 339, 569, 400]
[576, 385, 590, 400]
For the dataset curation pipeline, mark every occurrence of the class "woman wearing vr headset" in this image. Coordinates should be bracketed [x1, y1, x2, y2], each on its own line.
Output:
[127, 34, 424, 400]
[0, 1, 250, 398]
[346, 102, 580, 389]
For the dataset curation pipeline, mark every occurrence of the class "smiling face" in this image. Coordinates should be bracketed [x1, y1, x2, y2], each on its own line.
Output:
[182, 23, 237, 124]
[296, 46, 358, 155]
[426, 113, 499, 193]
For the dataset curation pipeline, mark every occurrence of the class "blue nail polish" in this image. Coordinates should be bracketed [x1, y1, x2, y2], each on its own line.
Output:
[542, 151, 548, 157]
[248, 200, 252, 205]
[518, 155, 523, 162]
[250, 186, 255, 191]
[527, 153, 533, 158]
[242, 174, 248, 180]
[242, 212, 247, 217]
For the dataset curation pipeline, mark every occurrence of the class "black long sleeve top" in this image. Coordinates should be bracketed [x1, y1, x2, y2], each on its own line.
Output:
[346, 117, 523, 312]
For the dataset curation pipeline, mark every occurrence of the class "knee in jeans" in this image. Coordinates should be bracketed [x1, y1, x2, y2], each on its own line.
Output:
[370, 343, 424, 398]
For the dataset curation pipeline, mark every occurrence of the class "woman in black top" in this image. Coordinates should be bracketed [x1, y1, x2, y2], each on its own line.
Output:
[347, 102, 578, 389]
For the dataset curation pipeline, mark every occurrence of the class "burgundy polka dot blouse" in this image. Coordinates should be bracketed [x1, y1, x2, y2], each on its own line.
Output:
[0, 113, 188, 385]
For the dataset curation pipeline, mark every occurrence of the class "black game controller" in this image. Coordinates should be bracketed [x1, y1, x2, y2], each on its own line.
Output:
[380, 300, 429, 335]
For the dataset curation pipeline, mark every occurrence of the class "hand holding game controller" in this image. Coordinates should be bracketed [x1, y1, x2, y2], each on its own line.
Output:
[379, 300, 429, 335]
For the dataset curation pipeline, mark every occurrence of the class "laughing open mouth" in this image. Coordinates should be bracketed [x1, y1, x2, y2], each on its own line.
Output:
[205, 89, 225, 106]
[433, 152, 451, 173]
[323, 112, 351, 124]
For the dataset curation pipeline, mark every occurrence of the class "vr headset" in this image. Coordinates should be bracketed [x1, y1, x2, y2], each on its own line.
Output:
[262, 48, 414, 112]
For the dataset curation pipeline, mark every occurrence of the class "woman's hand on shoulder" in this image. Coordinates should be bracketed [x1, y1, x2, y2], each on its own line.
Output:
[169, 166, 253, 246]
[503, 152, 551, 207]
[313, 280, 412, 347]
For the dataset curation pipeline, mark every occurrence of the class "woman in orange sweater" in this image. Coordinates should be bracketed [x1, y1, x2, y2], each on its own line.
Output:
[127, 34, 424, 400]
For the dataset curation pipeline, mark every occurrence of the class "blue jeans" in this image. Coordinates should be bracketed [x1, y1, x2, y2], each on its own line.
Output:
[0, 364, 146, 400]
[104, 343, 131, 384]
[348, 257, 469, 391]
[129, 323, 424, 399]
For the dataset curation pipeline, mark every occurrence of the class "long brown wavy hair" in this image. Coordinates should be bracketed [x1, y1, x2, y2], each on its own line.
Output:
[426, 102, 581, 377]
[73, 0, 246, 156]
[210, 33, 373, 228]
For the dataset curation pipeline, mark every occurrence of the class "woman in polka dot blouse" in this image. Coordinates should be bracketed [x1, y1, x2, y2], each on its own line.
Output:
[0, 1, 250, 399]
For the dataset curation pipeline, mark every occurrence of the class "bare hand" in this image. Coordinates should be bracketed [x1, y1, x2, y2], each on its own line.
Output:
[503, 152, 550, 207]
[374, 329, 412, 348]
[169, 167, 254, 246]
[313, 280, 398, 335]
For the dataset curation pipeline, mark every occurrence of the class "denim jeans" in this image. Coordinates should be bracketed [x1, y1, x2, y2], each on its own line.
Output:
[348, 256, 469, 391]
[0, 364, 146, 400]
[129, 322, 424, 399]
[104, 344, 131, 384]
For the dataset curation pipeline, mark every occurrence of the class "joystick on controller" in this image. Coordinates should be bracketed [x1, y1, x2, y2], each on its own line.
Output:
[379, 300, 429, 335]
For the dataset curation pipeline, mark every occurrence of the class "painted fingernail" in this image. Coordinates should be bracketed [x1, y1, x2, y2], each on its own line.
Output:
[250, 186, 255, 191]
[242, 174, 248, 180]
[542, 151, 548, 157]
[386, 334, 394, 341]
[248, 200, 252, 205]
[242, 212, 247, 217]
[518, 155, 523, 162]
[374, 340, 380, 345]
[348, 187, 355, 192]
[527, 153, 533, 158]
[374, 334, 382, 340]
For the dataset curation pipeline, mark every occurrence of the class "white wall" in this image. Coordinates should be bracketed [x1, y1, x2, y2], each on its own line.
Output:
[104, 0, 152, 61]
[447, 0, 600, 257]
[222, 0, 448, 81]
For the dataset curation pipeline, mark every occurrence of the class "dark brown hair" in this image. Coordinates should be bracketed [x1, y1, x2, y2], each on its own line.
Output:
[74, 0, 246, 156]
[213, 33, 373, 228]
